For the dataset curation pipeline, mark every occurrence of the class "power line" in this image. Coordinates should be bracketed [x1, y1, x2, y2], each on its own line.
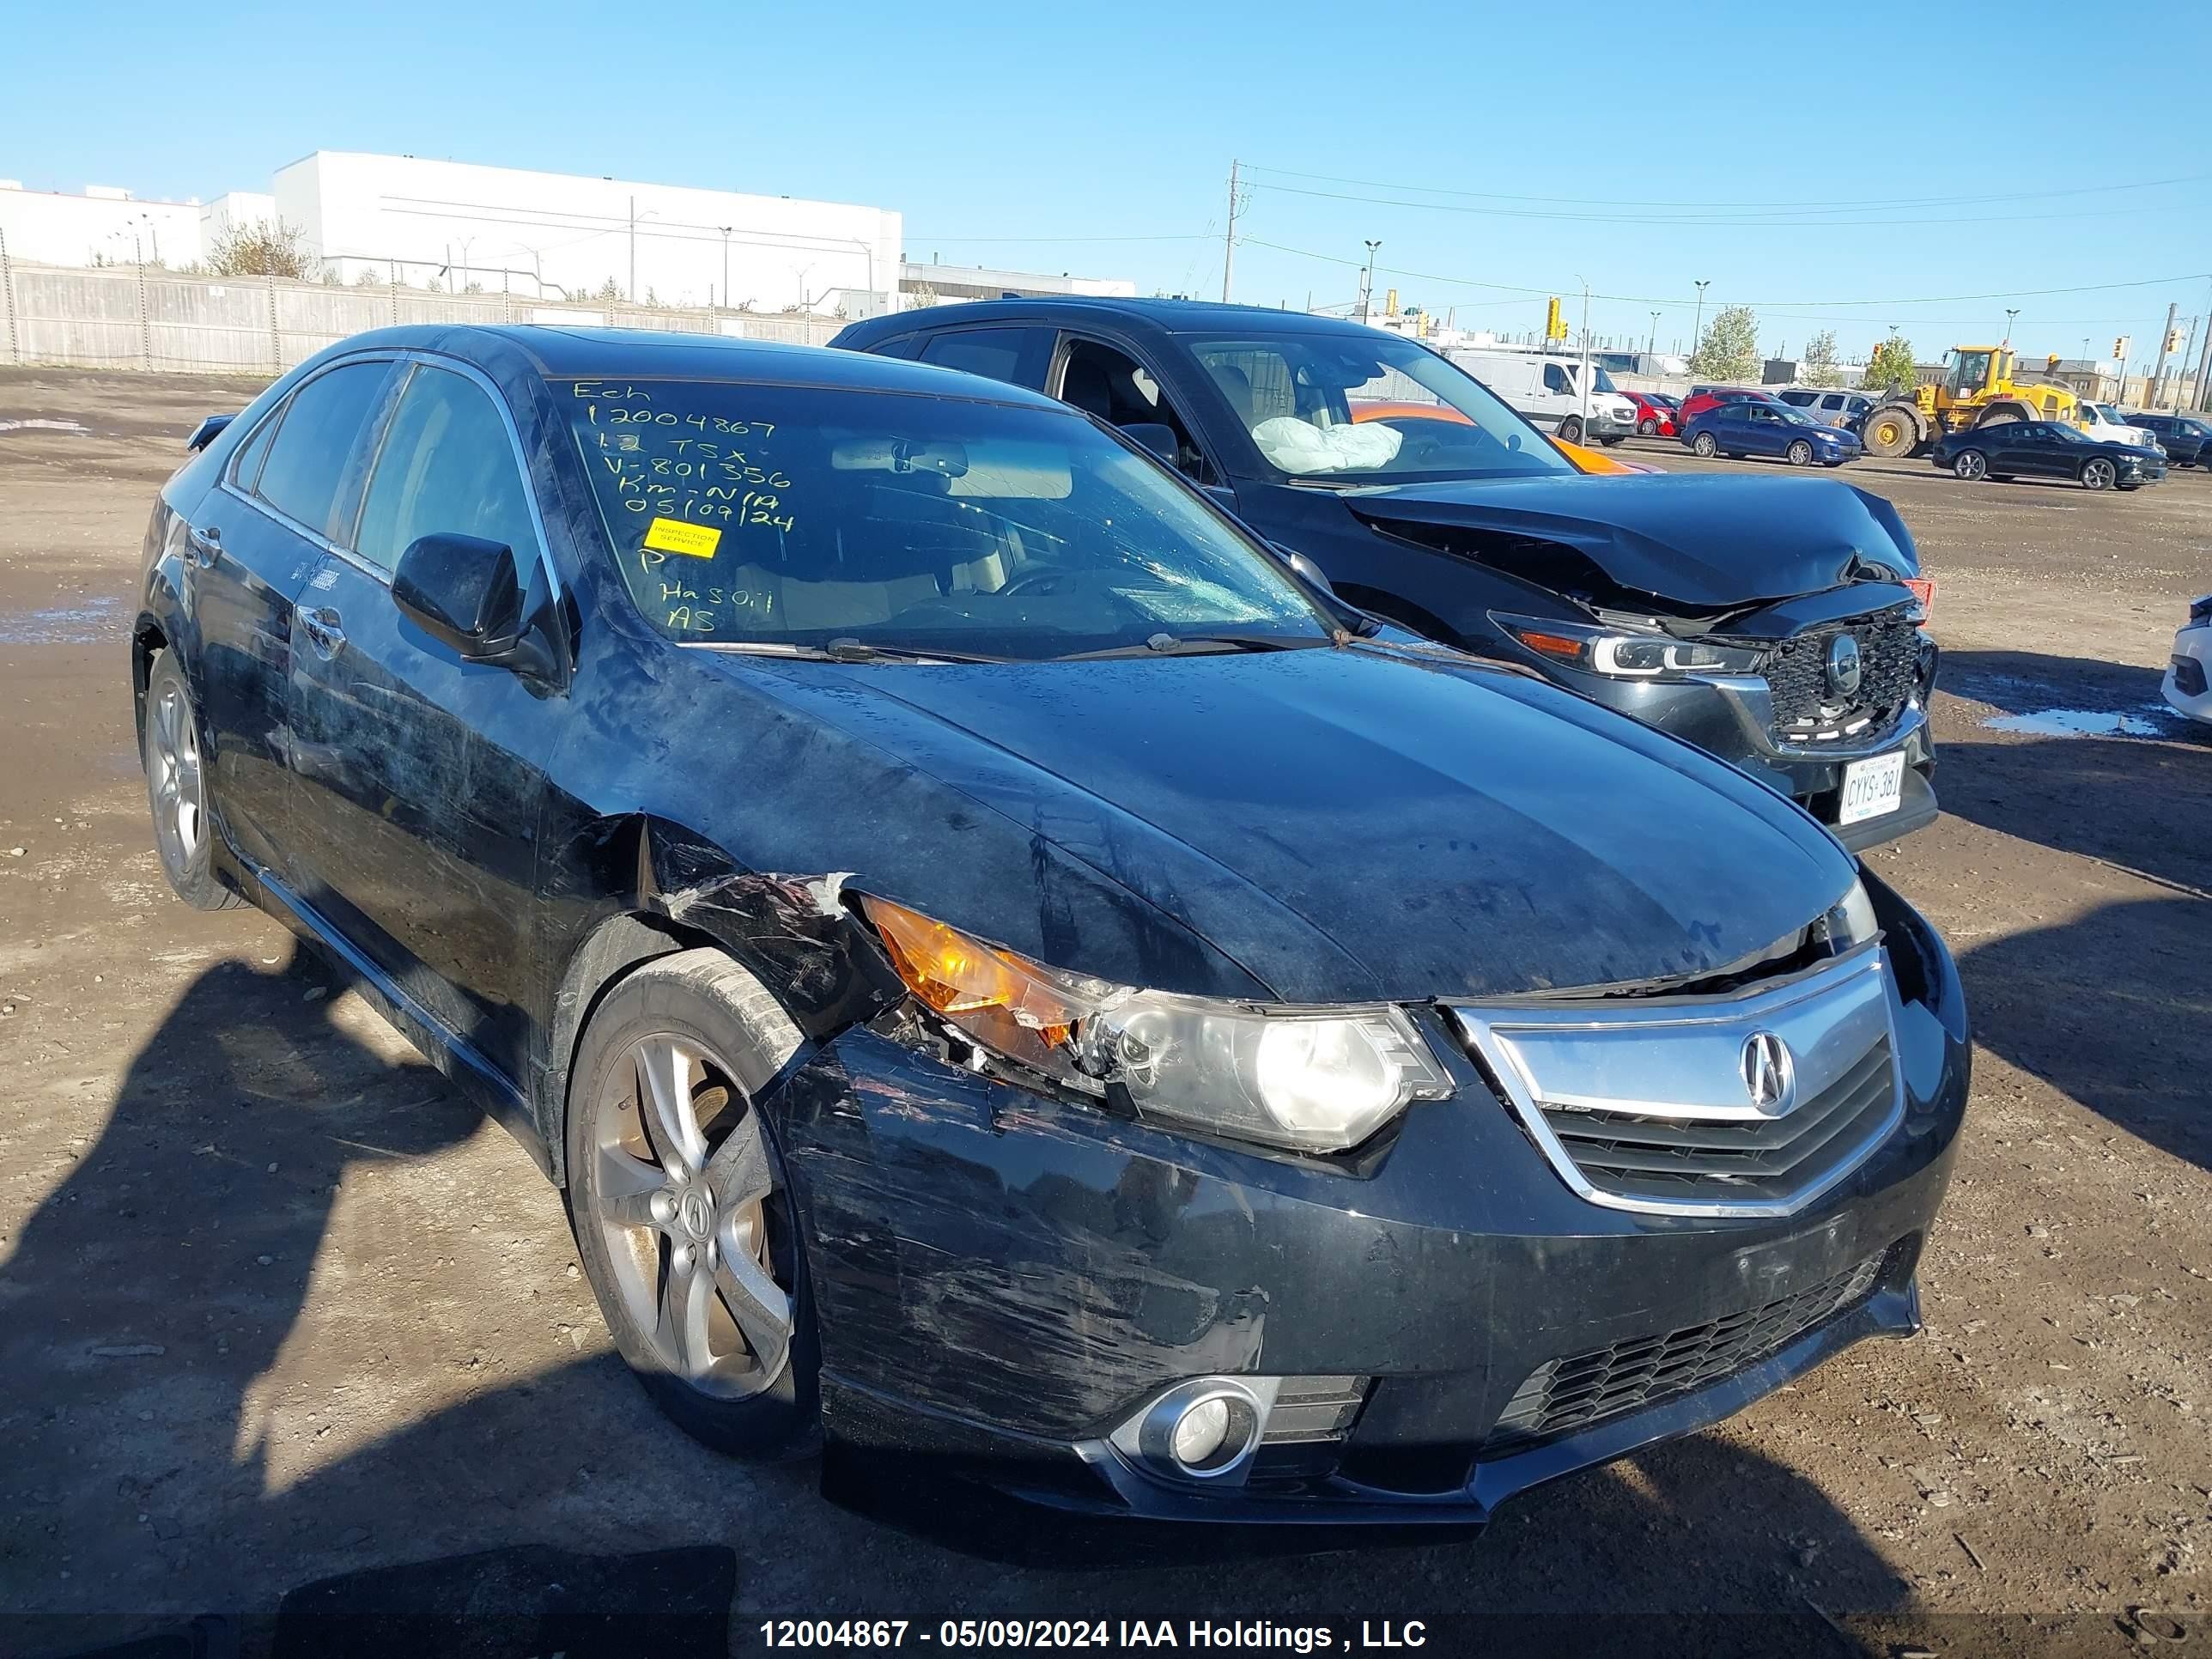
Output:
[1237, 161, 2212, 215]
[1244, 179, 2191, 230]
[1237, 237, 2212, 312]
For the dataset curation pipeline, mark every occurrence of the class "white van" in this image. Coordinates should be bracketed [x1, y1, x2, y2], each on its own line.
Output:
[1446, 349, 1639, 445]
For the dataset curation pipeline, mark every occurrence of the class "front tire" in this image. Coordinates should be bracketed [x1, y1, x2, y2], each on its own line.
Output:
[1862, 404, 1923, 458]
[1786, 439, 1814, 466]
[143, 651, 241, 911]
[1692, 432, 1718, 458]
[564, 948, 820, 1460]
[1557, 416, 1584, 444]
[1954, 450, 1989, 481]
[2080, 457, 2118, 491]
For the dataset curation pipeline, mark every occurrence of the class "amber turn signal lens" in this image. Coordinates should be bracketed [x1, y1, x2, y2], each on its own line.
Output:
[1510, 628, 1587, 662]
[860, 896, 1079, 1043]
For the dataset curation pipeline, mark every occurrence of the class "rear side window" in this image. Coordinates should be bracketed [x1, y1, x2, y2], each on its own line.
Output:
[228, 408, 279, 491]
[916, 328, 1048, 387]
[252, 362, 393, 541]
[356, 365, 539, 575]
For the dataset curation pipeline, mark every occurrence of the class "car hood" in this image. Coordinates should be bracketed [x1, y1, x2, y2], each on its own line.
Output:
[719, 645, 1853, 1005]
[1341, 471, 1916, 608]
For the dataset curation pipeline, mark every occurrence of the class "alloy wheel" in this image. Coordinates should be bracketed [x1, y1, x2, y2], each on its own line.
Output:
[1955, 451, 1987, 481]
[1693, 433, 1717, 457]
[1787, 440, 1814, 466]
[149, 683, 205, 870]
[585, 1033, 793, 1399]
[2081, 459, 2116, 490]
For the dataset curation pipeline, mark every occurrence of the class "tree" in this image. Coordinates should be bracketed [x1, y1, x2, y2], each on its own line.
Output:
[1863, 334, 1917, 397]
[205, 218, 317, 280]
[1802, 330, 1842, 388]
[592, 277, 624, 304]
[904, 283, 939, 311]
[1688, 305, 1760, 382]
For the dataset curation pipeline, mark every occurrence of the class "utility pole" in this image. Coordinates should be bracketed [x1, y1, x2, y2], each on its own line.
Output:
[718, 227, 732, 314]
[1577, 279, 1593, 434]
[2175, 314, 2202, 410]
[1222, 160, 1241, 303]
[2193, 308, 2212, 411]
[1359, 240, 1381, 323]
[629, 195, 638, 302]
[1692, 279, 1710, 357]
[2148, 300, 2179, 408]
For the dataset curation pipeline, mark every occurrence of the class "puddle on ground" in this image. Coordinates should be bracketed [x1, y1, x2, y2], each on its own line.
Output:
[0, 419, 92, 436]
[1982, 707, 2171, 738]
[0, 594, 125, 644]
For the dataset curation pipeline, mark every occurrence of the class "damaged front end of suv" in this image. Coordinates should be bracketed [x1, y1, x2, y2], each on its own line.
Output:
[1336, 472, 1941, 851]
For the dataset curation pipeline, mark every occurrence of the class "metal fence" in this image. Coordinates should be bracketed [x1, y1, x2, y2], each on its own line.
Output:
[0, 253, 843, 375]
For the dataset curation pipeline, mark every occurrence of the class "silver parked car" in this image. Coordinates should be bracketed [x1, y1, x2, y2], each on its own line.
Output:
[1775, 388, 1875, 428]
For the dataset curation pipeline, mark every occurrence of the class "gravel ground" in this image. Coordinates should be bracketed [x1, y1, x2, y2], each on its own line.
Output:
[0, 369, 2206, 1657]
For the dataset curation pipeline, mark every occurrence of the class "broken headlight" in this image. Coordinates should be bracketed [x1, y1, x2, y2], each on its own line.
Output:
[861, 896, 1451, 1152]
[1814, 877, 1881, 953]
[1492, 613, 1762, 680]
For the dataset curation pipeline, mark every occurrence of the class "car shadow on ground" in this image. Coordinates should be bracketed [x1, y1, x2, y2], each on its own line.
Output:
[1936, 650, 2211, 897]
[3, 947, 1923, 1656]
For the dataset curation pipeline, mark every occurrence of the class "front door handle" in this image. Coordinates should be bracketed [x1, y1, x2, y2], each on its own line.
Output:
[185, 525, 222, 568]
[301, 606, 345, 660]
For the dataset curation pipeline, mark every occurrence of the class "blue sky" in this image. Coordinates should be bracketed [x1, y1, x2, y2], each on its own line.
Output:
[12, 0, 2211, 364]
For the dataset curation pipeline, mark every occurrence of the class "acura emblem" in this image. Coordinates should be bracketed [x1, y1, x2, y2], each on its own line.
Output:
[1741, 1031, 1796, 1115]
[1825, 634, 1863, 697]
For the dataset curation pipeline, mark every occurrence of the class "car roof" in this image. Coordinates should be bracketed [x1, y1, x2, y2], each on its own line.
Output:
[836, 295, 1411, 344]
[301, 323, 1066, 408]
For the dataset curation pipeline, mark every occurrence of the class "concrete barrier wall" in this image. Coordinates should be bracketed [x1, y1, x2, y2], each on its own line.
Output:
[0, 258, 843, 374]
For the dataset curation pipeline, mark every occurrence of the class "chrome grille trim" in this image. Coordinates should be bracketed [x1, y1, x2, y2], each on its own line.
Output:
[1449, 947, 1905, 1219]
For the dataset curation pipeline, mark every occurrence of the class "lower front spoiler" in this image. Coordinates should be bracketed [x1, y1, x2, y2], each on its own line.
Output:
[820, 1279, 1922, 1540]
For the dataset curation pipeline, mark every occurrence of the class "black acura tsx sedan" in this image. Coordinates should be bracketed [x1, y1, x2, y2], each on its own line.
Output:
[134, 325, 1968, 1533]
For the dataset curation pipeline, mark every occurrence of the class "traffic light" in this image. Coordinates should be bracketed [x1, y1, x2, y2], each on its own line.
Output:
[1545, 297, 1567, 341]
[2166, 327, 2186, 354]
[2112, 337, 2126, 358]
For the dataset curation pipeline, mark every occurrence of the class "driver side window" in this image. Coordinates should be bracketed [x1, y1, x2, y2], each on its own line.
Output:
[1542, 363, 1572, 395]
[1054, 337, 1218, 486]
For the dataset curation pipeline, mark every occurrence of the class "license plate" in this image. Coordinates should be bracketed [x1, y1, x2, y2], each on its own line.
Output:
[1838, 752, 1905, 826]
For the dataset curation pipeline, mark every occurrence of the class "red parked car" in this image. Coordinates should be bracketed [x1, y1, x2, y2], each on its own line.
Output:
[1623, 391, 1678, 436]
[1677, 386, 1784, 426]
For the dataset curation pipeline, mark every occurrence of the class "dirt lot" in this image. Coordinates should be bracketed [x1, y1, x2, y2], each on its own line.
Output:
[0, 368, 2207, 1656]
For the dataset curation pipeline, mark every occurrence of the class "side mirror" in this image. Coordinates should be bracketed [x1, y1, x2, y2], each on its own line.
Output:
[393, 532, 524, 659]
[1267, 542, 1337, 597]
[1121, 422, 1178, 465]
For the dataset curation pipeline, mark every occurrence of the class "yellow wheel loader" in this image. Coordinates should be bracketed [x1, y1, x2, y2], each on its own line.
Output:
[1859, 347, 2082, 459]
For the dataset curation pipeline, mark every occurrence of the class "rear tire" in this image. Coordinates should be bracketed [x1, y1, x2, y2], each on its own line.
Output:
[1638, 417, 1658, 436]
[1974, 402, 2033, 430]
[564, 948, 821, 1462]
[2079, 457, 2118, 491]
[1692, 432, 1718, 458]
[143, 651, 242, 912]
[1786, 439, 1814, 466]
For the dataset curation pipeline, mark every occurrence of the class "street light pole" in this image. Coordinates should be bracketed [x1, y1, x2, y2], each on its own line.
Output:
[1649, 310, 1660, 357]
[1359, 240, 1381, 323]
[718, 227, 732, 313]
[1692, 279, 1710, 358]
[2004, 307, 2019, 344]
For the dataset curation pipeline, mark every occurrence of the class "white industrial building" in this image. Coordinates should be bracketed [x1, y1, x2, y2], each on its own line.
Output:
[0, 180, 274, 269]
[3, 151, 1136, 329]
[269, 151, 902, 314]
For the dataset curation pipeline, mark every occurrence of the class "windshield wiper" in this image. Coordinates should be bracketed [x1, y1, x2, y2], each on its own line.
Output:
[689, 638, 1010, 665]
[1051, 631, 1323, 660]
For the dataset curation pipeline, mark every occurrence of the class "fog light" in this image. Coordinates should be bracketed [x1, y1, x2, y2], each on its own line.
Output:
[1109, 1377, 1266, 1484]
[1171, 1396, 1231, 1467]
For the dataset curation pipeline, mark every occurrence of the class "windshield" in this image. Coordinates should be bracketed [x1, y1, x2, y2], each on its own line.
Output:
[1185, 332, 1573, 483]
[561, 379, 1329, 658]
[1590, 366, 1620, 393]
[1778, 405, 1822, 427]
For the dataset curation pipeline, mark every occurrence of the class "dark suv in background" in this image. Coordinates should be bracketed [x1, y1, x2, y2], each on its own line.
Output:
[835, 300, 1940, 849]
[2122, 412, 2208, 466]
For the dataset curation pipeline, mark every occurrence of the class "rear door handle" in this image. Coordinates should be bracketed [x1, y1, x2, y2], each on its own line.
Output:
[185, 524, 222, 568]
[301, 606, 345, 660]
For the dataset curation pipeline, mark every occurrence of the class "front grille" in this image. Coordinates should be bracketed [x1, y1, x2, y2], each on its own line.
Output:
[1540, 1036, 1897, 1208]
[1485, 1246, 1894, 1450]
[1763, 612, 1919, 744]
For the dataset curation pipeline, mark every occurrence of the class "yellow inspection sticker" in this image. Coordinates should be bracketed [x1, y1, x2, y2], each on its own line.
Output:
[642, 517, 722, 559]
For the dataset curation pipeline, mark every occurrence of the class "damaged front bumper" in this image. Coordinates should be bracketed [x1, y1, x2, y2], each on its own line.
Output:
[770, 872, 1970, 1530]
